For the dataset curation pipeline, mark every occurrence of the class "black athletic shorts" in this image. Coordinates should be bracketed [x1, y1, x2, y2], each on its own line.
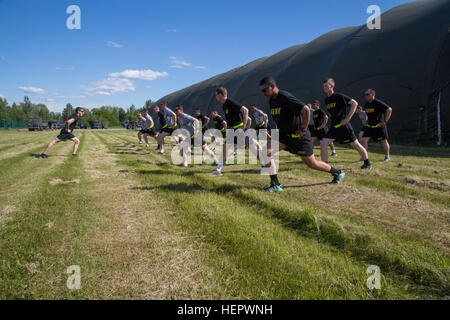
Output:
[311, 126, 328, 140]
[325, 123, 357, 144]
[57, 131, 75, 141]
[363, 125, 388, 141]
[139, 128, 156, 136]
[190, 135, 206, 147]
[278, 131, 313, 157]
[225, 127, 245, 147]
[160, 125, 177, 135]
[255, 124, 268, 136]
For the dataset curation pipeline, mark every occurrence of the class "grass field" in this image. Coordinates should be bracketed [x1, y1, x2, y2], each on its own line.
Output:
[0, 129, 448, 300]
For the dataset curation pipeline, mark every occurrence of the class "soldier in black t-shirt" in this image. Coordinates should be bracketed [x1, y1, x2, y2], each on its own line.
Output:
[194, 109, 210, 135]
[361, 89, 393, 162]
[258, 77, 345, 192]
[153, 105, 167, 150]
[309, 100, 336, 156]
[321, 78, 371, 169]
[210, 87, 265, 176]
[209, 110, 227, 151]
[39, 107, 85, 158]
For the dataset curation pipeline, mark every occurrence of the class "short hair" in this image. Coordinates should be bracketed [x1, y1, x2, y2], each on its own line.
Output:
[312, 100, 320, 105]
[259, 77, 275, 87]
[160, 101, 168, 106]
[211, 109, 218, 113]
[75, 107, 84, 113]
[366, 88, 376, 95]
[216, 87, 227, 96]
[194, 108, 201, 112]
[323, 78, 335, 87]
[174, 105, 184, 112]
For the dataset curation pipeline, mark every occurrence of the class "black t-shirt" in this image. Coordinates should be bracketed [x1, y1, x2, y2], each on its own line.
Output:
[312, 109, 326, 128]
[196, 114, 208, 127]
[213, 115, 226, 131]
[64, 114, 79, 132]
[222, 99, 243, 128]
[324, 93, 352, 126]
[158, 111, 166, 127]
[364, 99, 390, 126]
[269, 90, 307, 135]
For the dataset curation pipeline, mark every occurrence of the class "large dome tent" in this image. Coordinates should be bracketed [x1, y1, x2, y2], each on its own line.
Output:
[155, 0, 450, 143]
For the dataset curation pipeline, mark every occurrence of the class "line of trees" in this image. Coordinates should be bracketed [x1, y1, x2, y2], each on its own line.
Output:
[0, 97, 154, 127]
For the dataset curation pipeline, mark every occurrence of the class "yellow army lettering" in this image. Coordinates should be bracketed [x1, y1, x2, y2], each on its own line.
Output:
[271, 108, 281, 115]
[327, 102, 336, 110]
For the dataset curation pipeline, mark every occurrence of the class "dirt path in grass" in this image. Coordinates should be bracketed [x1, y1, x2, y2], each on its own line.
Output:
[78, 132, 220, 299]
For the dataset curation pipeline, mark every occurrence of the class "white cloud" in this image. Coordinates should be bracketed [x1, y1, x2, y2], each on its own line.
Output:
[56, 66, 75, 71]
[81, 78, 135, 96]
[107, 41, 123, 48]
[54, 93, 85, 99]
[18, 86, 47, 94]
[169, 56, 206, 70]
[166, 29, 177, 33]
[109, 69, 168, 81]
[169, 56, 193, 69]
[44, 98, 55, 102]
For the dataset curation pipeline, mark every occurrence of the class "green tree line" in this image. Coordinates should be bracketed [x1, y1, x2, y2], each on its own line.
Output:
[0, 97, 155, 127]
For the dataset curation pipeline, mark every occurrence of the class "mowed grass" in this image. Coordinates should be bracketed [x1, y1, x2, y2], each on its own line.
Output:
[0, 130, 448, 299]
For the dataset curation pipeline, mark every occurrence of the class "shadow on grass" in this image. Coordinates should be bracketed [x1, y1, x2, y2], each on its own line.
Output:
[30, 153, 71, 158]
[283, 182, 330, 189]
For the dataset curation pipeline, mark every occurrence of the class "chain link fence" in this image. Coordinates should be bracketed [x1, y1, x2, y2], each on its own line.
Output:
[0, 120, 28, 130]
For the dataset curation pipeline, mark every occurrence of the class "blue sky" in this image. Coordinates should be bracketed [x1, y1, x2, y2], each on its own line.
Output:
[0, 0, 413, 112]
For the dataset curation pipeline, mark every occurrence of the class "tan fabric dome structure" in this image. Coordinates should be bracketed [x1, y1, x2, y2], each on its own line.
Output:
[156, 0, 450, 142]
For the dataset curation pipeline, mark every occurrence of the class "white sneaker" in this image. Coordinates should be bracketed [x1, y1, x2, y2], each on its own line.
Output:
[139, 141, 143, 144]
[159, 149, 164, 154]
[210, 169, 223, 176]
[146, 143, 149, 148]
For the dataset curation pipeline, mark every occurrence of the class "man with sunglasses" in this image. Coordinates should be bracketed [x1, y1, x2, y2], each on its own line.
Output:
[39, 107, 84, 158]
[361, 89, 392, 162]
[259, 77, 345, 192]
[321, 78, 371, 169]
